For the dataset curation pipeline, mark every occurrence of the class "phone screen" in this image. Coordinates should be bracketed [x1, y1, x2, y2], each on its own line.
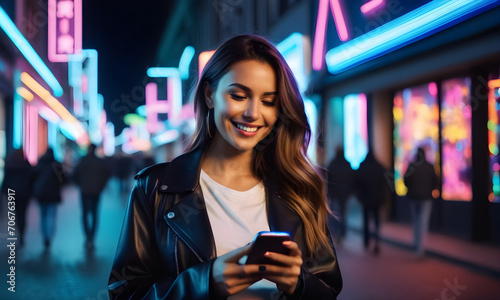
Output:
[245, 231, 291, 265]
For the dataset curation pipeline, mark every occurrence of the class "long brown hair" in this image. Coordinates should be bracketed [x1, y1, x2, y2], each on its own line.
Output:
[187, 35, 331, 256]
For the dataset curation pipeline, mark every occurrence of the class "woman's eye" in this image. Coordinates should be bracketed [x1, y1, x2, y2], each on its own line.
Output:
[230, 94, 247, 100]
[262, 100, 276, 107]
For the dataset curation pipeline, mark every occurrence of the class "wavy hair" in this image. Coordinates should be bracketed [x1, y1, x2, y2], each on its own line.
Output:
[187, 35, 331, 256]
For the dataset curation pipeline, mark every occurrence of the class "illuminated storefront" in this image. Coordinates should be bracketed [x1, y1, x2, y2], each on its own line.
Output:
[313, 0, 500, 242]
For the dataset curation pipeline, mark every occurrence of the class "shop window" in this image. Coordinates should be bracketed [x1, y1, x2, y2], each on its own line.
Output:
[441, 77, 472, 201]
[488, 73, 500, 203]
[393, 83, 440, 196]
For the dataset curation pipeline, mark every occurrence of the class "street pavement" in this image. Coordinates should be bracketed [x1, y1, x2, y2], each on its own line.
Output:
[0, 178, 498, 299]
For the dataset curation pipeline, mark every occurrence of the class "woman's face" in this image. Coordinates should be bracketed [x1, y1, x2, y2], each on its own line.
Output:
[207, 59, 279, 153]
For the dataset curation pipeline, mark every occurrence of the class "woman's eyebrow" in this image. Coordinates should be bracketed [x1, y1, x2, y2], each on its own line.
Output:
[228, 83, 277, 96]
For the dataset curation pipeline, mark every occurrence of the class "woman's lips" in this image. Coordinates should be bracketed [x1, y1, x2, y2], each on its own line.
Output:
[232, 121, 262, 137]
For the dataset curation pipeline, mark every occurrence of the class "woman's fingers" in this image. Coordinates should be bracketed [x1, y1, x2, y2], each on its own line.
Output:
[260, 241, 302, 267]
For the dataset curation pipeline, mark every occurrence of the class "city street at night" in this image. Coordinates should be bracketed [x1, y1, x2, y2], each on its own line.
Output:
[1, 1, 500, 299]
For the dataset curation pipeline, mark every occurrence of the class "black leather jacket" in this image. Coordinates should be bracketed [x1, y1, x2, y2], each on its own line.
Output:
[108, 148, 342, 299]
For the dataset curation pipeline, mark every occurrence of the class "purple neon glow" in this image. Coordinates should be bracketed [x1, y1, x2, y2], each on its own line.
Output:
[360, 0, 385, 14]
[312, 0, 349, 71]
[48, 0, 82, 62]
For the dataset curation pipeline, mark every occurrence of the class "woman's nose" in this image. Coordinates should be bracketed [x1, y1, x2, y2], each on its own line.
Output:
[243, 99, 259, 120]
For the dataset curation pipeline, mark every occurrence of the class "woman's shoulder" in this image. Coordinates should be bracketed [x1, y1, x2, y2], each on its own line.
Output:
[134, 162, 170, 181]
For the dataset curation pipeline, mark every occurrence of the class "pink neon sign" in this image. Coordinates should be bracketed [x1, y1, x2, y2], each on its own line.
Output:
[312, 0, 349, 70]
[360, 0, 385, 14]
[48, 0, 82, 62]
[25, 104, 38, 165]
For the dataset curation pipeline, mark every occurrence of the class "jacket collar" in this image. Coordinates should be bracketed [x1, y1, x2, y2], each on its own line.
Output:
[159, 148, 203, 193]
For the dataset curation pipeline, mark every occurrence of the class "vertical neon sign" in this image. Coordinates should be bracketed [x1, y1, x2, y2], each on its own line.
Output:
[344, 93, 368, 169]
[25, 104, 38, 165]
[48, 0, 82, 62]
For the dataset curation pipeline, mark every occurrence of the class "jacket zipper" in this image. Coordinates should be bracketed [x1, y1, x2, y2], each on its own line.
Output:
[168, 224, 205, 263]
[174, 236, 180, 276]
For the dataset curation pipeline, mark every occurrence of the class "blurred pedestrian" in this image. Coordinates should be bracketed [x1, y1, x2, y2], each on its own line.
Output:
[355, 150, 387, 254]
[73, 144, 111, 249]
[33, 148, 65, 248]
[404, 147, 438, 257]
[0, 148, 36, 246]
[326, 146, 355, 245]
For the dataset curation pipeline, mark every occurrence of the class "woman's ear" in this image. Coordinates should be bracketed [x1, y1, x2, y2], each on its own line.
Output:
[204, 82, 214, 109]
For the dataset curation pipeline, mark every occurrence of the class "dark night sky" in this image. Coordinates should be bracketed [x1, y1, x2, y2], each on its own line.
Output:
[81, 1, 173, 134]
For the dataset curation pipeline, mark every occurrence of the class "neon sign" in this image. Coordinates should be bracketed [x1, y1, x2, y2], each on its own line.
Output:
[48, 0, 82, 62]
[146, 68, 183, 133]
[321, 0, 499, 74]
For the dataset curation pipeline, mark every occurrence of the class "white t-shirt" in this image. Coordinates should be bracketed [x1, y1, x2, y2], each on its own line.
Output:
[200, 170, 278, 299]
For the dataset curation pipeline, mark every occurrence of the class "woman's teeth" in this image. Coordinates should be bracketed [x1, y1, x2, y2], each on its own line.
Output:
[236, 123, 258, 132]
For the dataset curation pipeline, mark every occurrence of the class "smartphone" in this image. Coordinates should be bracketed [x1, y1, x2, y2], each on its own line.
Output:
[245, 231, 291, 265]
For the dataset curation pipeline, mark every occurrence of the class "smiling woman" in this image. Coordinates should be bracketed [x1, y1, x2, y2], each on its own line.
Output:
[108, 35, 342, 300]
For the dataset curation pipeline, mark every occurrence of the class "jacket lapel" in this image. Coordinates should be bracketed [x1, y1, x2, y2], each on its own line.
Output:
[267, 185, 302, 238]
[163, 190, 216, 261]
[159, 148, 216, 261]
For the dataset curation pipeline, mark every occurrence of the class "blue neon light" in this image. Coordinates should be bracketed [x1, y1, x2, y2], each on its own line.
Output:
[325, 0, 500, 74]
[277, 33, 308, 93]
[178, 46, 195, 80]
[147, 67, 180, 78]
[0, 5, 63, 96]
[13, 69, 22, 149]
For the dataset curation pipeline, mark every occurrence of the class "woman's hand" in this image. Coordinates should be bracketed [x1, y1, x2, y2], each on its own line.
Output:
[260, 241, 303, 295]
[211, 244, 265, 296]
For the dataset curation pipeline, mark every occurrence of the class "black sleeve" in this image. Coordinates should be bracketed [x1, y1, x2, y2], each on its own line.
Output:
[108, 180, 215, 300]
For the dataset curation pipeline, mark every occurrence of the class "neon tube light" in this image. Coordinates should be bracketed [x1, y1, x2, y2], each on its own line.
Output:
[0, 6, 63, 96]
[312, 0, 350, 71]
[147, 67, 180, 78]
[277, 33, 309, 93]
[68, 54, 84, 117]
[146, 68, 183, 128]
[20, 72, 87, 143]
[488, 79, 500, 89]
[103, 122, 115, 157]
[21, 72, 75, 121]
[360, 0, 385, 14]
[25, 104, 38, 165]
[178, 46, 195, 80]
[13, 69, 22, 149]
[325, 0, 499, 74]
[16, 87, 34, 101]
[38, 105, 61, 124]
